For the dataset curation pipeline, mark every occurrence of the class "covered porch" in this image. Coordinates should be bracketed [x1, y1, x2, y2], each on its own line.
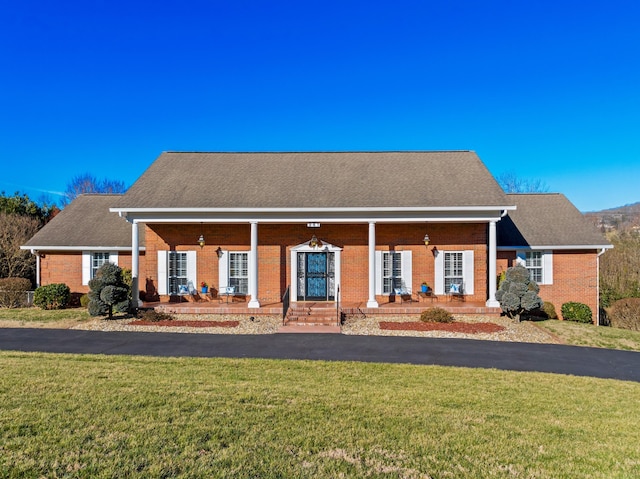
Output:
[150, 298, 502, 317]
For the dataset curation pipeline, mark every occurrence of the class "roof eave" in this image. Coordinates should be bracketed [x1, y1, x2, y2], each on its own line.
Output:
[498, 244, 613, 251]
[20, 246, 146, 252]
[111, 205, 516, 214]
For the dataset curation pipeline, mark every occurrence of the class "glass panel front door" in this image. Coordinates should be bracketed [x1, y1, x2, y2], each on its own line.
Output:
[297, 252, 335, 301]
[306, 252, 327, 300]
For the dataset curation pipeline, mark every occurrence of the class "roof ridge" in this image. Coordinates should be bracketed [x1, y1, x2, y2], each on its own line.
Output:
[162, 150, 476, 154]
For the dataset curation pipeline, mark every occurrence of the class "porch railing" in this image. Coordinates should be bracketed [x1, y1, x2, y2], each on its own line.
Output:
[282, 285, 290, 324]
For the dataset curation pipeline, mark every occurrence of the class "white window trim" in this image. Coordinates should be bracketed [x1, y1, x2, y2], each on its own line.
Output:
[516, 250, 553, 285]
[374, 250, 412, 295]
[157, 250, 196, 295]
[434, 250, 474, 295]
[219, 250, 254, 296]
[82, 251, 119, 285]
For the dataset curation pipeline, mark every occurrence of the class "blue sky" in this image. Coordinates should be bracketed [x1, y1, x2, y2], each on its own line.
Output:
[1, 0, 639, 212]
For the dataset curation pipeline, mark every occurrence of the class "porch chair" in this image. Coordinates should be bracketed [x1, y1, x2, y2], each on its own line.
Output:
[394, 283, 415, 304]
[219, 286, 235, 304]
[448, 282, 465, 301]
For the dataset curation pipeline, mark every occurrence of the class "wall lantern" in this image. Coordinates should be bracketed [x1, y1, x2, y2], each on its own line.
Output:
[423, 233, 430, 246]
[198, 234, 205, 249]
[309, 234, 322, 248]
[216, 246, 223, 259]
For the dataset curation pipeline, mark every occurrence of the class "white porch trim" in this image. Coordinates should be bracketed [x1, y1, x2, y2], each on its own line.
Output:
[248, 221, 260, 308]
[367, 222, 379, 308]
[486, 220, 499, 307]
[290, 239, 342, 303]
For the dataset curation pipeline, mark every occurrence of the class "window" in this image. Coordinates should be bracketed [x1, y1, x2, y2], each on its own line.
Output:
[229, 252, 248, 294]
[83, 251, 118, 285]
[444, 252, 464, 292]
[382, 251, 402, 294]
[168, 251, 188, 295]
[91, 252, 110, 279]
[524, 251, 543, 283]
[516, 250, 552, 285]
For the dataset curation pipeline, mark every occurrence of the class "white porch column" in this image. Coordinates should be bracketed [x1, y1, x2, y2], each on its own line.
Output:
[248, 221, 260, 308]
[131, 221, 142, 308]
[486, 220, 499, 307]
[367, 221, 379, 308]
[33, 250, 41, 288]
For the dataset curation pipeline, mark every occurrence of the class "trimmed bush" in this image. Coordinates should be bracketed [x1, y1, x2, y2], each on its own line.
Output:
[34, 283, 70, 310]
[561, 302, 593, 324]
[420, 307, 454, 323]
[88, 263, 130, 319]
[137, 309, 174, 322]
[608, 298, 640, 331]
[0, 277, 32, 308]
[495, 265, 544, 321]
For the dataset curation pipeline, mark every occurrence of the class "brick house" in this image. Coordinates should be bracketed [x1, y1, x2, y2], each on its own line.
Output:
[23, 151, 611, 317]
[22, 195, 146, 301]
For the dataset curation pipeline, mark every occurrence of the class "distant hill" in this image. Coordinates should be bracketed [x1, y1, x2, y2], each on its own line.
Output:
[584, 201, 640, 233]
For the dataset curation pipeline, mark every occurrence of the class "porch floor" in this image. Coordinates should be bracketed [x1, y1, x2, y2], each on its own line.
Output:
[150, 298, 502, 316]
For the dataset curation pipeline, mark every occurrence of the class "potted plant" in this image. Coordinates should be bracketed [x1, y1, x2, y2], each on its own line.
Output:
[421, 281, 429, 293]
[200, 281, 209, 294]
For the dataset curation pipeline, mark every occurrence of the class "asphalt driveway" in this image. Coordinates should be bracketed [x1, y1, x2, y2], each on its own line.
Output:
[1, 328, 639, 382]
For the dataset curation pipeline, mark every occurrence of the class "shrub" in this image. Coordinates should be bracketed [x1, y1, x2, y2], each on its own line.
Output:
[608, 298, 640, 331]
[420, 307, 454, 323]
[561, 302, 593, 323]
[495, 265, 544, 321]
[0, 277, 32, 308]
[80, 294, 90, 308]
[88, 263, 130, 319]
[542, 302, 557, 319]
[137, 309, 174, 322]
[34, 283, 70, 310]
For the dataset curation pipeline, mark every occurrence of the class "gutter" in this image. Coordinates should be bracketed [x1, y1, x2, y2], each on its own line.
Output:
[596, 247, 608, 326]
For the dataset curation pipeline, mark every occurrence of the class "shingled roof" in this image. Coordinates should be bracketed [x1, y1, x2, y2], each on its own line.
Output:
[497, 193, 610, 248]
[23, 195, 144, 250]
[113, 151, 511, 210]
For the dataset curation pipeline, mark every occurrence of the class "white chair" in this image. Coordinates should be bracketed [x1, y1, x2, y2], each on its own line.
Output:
[394, 284, 414, 304]
[219, 286, 235, 303]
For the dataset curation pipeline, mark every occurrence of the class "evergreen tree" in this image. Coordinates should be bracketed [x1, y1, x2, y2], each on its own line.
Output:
[495, 265, 544, 322]
[88, 263, 130, 319]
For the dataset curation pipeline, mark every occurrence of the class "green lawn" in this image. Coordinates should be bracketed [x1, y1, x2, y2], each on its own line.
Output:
[1, 352, 639, 478]
[0, 307, 91, 324]
[537, 319, 640, 351]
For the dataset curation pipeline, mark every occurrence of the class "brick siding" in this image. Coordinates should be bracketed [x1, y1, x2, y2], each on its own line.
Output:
[498, 250, 599, 320]
[145, 222, 489, 303]
[39, 251, 145, 296]
[38, 225, 600, 315]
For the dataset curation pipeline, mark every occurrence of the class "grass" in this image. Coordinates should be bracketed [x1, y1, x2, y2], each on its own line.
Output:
[1, 352, 639, 478]
[537, 319, 640, 351]
[0, 307, 91, 324]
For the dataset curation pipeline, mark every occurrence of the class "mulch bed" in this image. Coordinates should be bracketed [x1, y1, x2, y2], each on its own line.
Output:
[379, 321, 505, 334]
[129, 320, 240, 328]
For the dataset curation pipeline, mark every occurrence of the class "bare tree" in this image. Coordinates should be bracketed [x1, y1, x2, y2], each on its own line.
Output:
[0, 213, 40, 279]
[497, 172, 550, 193]
[60, 174, 127, 207]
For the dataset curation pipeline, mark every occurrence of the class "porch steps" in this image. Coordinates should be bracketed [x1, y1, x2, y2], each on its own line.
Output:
[280, 303, 341, 333]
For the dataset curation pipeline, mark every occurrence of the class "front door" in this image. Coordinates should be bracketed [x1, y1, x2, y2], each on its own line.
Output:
[306, 252, 327, 300]
[297, 252, 335, 301]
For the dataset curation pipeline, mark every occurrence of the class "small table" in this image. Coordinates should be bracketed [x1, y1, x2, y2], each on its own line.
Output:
[417, 291, 438, 302]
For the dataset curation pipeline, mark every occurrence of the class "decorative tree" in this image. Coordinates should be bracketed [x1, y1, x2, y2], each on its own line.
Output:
[88, 263, 130, 319]
[495, 265, 544, 322]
